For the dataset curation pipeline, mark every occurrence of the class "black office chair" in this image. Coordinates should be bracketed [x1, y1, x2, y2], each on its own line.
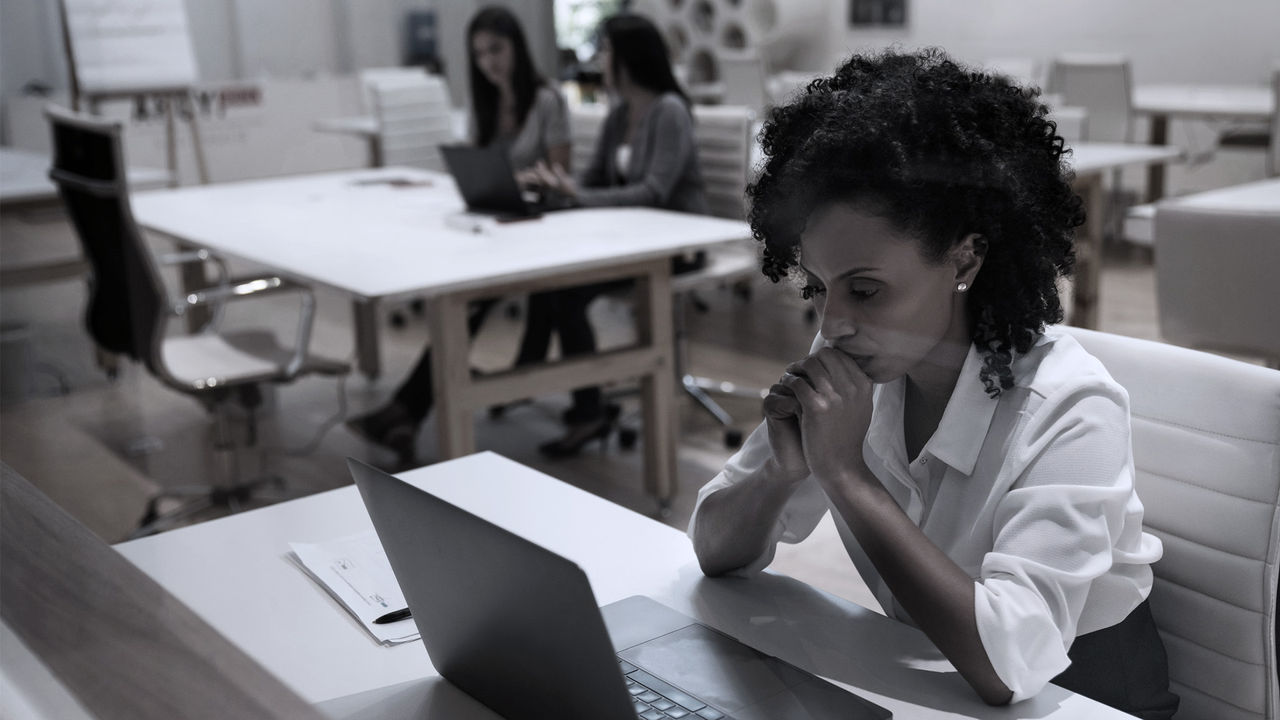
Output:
[45, 105, 350, 536]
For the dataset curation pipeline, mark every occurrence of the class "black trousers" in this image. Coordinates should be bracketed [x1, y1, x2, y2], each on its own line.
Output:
[1052, 600, 1179, 719]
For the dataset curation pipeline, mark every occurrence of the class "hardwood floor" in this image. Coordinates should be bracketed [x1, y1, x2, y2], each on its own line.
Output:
[0, 205, 1192, 611]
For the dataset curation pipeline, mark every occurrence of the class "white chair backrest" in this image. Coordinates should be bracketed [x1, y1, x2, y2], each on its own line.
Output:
[716, 50, 769, 117]
[369, 74, 454, 171]
[358, 66, 427, 111]
[692, 105, 754, 221]
[1154, 196, 1280, 366]
[568, 102, 608, 175]
[1047, 54, 1133, 143]
[766, 70, 821, 107]
[1060, 325, 1280, 720]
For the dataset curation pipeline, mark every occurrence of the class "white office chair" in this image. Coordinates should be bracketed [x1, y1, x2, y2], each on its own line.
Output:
[1153, 197, 1280, 367]
[666, 104, 765, 447]
[568, 102, 608, 175]
[369, 74, 454, 171]
[1060, 326, 1280, 720]
[1047, 54, 1134, 143]
[357, 66, 427, 111]
[716, 50, 770, 118]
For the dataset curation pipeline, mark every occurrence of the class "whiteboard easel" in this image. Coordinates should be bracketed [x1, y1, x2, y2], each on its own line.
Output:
[57, 0, 210, 184]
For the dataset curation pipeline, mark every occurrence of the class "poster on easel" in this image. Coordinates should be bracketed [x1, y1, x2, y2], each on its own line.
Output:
[60, 0, 199, 97]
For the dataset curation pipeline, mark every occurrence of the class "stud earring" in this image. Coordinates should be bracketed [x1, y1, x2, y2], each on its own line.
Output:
[956, 282, 969, 292]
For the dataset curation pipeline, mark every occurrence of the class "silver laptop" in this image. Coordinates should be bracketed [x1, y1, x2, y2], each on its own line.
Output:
[346, 458, 892, 720]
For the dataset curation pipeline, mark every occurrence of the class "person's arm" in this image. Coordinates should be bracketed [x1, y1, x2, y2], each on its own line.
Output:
[576, 97, 695, 208]
[541, 87, 573, 172]
[689, 434, 814, 577]
[782, 347, 1141, 704]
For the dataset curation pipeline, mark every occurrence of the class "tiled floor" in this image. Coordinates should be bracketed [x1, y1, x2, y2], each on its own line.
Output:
[0, 165, 1261, 609]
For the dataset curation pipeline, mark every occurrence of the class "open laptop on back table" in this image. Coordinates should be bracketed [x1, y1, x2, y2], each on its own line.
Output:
[439, 143, 558, 222]
[346, 458, 892, 720]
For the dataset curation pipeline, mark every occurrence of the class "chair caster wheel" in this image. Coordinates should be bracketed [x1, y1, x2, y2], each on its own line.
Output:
[389, 311, 407, 329]
[724, 429, 743, 448]
[618, 427, 638, 450]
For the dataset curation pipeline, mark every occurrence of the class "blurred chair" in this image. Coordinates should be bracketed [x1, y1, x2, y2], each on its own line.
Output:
[568, 102, 609, 175]
[45, 105, 349, 536]
[1047, 54, 1134, 143]
[766, 70, 821, 107]
[1061, 325, 1280, 720]
[369, 74, 454, 171]
[1153, 197, 1280, 367]
[716, 50, 770, 118]
[1048, 54, 1137, 241]
[672, 105, 764, 447]
[357, 66, 426, 110]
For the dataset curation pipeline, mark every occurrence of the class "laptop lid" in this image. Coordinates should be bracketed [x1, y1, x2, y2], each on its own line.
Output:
[347, 458, 637, 720]
[438, 143, 536, 217]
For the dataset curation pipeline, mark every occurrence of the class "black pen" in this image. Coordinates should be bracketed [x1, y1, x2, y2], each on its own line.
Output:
[373, 607, 412, 625]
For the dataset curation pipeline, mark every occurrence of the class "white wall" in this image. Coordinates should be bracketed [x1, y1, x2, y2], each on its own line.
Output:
[805, 0, 1280, 85]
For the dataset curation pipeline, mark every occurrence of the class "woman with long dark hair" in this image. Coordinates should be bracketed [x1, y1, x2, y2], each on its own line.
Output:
[517, 12, 708, 457]
[347, 6, 570, 464]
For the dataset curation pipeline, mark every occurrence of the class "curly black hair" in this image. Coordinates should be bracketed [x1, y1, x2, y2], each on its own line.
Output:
[746, 48, 1084, 396]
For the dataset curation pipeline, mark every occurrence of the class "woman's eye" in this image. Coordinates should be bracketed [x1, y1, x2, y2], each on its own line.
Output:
[850, 287, 879, 299]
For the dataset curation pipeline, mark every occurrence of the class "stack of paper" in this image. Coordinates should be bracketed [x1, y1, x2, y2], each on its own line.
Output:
[288, 531, 419, 646]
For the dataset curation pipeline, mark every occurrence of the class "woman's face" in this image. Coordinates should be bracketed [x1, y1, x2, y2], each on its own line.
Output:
[798, 202, 976, 384]
[471, 30, 514, 87]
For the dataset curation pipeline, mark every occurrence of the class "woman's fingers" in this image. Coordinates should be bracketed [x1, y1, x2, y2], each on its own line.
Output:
[763, 384, 801, 419]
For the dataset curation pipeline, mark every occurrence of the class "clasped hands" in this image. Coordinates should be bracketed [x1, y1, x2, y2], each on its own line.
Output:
[764, 346, 875, 489]
[516, 160, 577, 201]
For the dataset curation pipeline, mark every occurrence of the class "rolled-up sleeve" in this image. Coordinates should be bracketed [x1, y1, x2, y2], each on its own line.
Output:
[974, 383, 1155, 702]
[687, 422, 830, 576]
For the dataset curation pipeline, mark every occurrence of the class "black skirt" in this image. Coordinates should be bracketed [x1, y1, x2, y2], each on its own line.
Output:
[1051, 600, 1179, 719]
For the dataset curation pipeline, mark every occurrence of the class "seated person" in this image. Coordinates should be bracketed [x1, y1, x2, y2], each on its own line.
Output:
[687, 49, 1178, 717]
[515, 12, 708, 458]
[347, 6, 570, 463]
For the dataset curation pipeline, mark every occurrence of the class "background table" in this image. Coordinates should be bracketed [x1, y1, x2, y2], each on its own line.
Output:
[131, 168, 752, 504]
[1066, 142, 1184, 329]
[1132, 84, 1276, 199]
[115, 452, 1139, 719]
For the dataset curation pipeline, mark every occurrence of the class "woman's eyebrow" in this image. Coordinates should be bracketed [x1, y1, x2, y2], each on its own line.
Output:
[797, 262, 880, 280]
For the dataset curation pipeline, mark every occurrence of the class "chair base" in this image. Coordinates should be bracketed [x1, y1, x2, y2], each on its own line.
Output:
[129, 474, 290, 538]
[682, 374, 766, 448]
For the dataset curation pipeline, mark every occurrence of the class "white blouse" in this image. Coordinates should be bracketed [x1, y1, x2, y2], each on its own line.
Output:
[687, 327, 1162, 702]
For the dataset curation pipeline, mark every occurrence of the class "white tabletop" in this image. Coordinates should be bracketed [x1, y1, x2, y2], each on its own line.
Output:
[1132, 84, 1275, 121]
[0, 146, 170, 206]
[130, 167, 751, 301]
[1067, 142, 1184, 175]
[115, 452, 1136, 719]
[1161, 176, 1280, 212]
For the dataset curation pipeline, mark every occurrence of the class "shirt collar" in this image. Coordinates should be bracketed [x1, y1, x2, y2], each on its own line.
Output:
[866, 344, 999, 476]
[922, 344, 999, 476]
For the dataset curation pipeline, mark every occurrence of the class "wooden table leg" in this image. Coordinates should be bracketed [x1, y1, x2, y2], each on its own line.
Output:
[352, 298, 381, 381]
[633, 264, 677, 508]
[1071, 175, 1104, 330]
[427, 293, 476, 460]
[1146, 114, 1169, 202]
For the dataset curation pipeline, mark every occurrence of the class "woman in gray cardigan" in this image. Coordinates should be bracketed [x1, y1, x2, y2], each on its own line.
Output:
[518, 13, 708, 457]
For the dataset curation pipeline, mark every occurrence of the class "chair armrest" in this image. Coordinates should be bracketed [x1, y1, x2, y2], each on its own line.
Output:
[173, 277, 317, 378]
[158, 248, 229, 285]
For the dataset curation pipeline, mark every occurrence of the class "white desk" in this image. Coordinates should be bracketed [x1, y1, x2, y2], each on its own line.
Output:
[115, 452, 1138, 719]
[1132, 83, 1276, 200]
[1066, 142, 1184, 329]
[1157, 175, 1280, 212]
[131, 167, 751, 504]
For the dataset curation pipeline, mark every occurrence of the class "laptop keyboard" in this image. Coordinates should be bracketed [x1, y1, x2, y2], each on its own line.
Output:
[619, 659, 729, 720]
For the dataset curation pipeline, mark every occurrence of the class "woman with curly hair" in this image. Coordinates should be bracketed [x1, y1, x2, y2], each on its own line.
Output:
[688, 49, 1177, 716]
